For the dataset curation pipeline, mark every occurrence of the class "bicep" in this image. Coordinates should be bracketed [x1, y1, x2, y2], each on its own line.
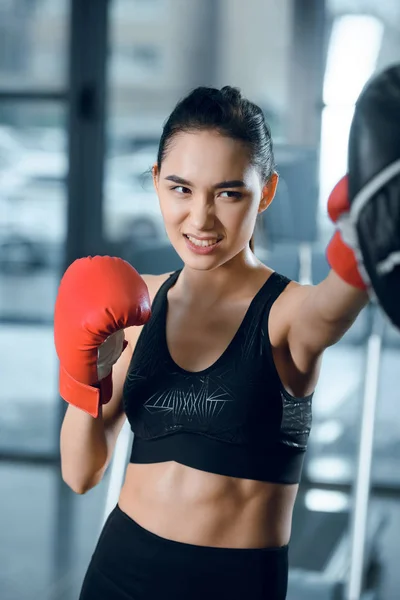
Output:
[286, 271, 368, 370]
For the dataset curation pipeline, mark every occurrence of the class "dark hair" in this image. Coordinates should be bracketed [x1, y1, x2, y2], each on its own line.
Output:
[157, 86, 276, 251]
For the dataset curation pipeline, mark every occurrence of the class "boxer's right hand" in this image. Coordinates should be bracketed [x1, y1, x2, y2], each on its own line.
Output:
[54, 256, 151, 417]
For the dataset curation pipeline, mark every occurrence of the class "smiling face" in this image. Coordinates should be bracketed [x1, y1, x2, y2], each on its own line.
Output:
[153, 129, 277, 270]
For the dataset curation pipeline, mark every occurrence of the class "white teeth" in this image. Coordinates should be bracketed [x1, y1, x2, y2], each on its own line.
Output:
[186, 235, 218, 247]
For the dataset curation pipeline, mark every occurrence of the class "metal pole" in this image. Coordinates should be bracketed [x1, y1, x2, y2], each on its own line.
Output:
[65, 0, 109, 266]
[298, 242, 313, 285]
[101, 421, 133, 529]
[346, 309, 385, 600]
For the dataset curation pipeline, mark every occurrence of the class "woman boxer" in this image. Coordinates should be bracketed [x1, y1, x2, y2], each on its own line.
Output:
[56, 86, 369, 600]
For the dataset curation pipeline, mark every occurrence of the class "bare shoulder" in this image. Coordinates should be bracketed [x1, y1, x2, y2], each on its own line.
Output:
[124, 272, 172, 346]
[142, 272, 172, 302]
[281, 279, 313, 305]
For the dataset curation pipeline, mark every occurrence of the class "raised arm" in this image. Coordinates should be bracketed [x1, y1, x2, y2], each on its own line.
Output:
[55, 257, 151, 493]
[58, 270, 169, 494]
[284, 176, 369, 372]
[283, 58, 400, 370]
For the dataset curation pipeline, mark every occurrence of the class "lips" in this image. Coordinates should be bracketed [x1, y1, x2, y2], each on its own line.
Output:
[183, 234, 223, 254]
[184, 233, 222, 243]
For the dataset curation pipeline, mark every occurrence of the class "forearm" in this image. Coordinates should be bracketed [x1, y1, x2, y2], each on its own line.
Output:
[312, 270, 369, 328]
[60, 404, 109, 493]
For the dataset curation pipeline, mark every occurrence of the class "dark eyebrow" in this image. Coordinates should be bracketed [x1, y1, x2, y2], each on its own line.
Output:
[214, 180, 246, 189]
[165, 175, 246, 189]
[165, 175, 194, 186]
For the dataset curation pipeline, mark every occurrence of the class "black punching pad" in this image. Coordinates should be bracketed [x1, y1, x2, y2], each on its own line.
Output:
[348, 64, 400, 328]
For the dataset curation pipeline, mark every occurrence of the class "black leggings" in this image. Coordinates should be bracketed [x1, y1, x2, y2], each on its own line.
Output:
[79, 504, 289, 600]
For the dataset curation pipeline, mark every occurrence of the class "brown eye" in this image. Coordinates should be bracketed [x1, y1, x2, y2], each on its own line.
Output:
[171, 186, 191, 195]
[220, 191, 243, 199]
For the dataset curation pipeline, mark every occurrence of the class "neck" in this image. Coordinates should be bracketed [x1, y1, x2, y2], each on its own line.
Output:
[174, 248, 262, 305]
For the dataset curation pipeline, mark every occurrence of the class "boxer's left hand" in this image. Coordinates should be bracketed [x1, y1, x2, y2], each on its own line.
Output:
[326, 175, 367, 290]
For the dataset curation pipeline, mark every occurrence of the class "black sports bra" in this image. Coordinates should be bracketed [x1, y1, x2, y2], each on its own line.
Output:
[123, 270, 313, 484]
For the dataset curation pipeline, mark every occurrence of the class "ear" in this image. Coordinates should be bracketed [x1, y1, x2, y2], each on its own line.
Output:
[152, 163, 159, 192]
[258, 172, 278, 214]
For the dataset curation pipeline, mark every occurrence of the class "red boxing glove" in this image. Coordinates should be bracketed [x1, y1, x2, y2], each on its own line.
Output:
[326, 176, 367, 290]
[54, 256, 151, 417]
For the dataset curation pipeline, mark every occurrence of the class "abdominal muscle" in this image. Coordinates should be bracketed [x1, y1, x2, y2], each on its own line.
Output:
[118, 461, 298, 549]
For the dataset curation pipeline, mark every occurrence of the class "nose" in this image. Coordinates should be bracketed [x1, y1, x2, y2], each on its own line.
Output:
[189, 195, 215, 231]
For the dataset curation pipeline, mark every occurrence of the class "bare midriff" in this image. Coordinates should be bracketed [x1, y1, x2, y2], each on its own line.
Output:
[118, 461, 298, 549]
